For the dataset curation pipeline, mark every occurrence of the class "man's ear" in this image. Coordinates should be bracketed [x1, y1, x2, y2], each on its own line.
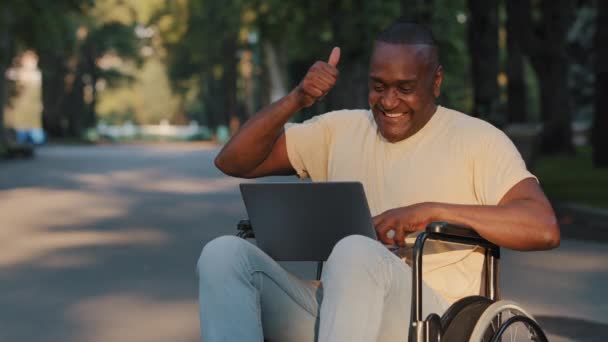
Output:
[433, 65, 443, 99]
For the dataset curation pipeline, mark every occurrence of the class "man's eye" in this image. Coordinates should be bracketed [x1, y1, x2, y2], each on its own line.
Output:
[373, 84, 384, 91]
[399, 87, 413, 93]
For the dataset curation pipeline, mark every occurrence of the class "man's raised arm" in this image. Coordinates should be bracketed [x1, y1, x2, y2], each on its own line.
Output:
[214, 47, 341, 178]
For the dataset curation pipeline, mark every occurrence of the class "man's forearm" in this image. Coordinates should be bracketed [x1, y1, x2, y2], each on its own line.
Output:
[214, 91, 302, 176]
[427, 200, 559, 251]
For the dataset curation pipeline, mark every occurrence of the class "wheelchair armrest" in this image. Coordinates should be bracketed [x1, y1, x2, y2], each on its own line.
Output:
[424, 221, 498, 251]
[426, 221, 482, 239]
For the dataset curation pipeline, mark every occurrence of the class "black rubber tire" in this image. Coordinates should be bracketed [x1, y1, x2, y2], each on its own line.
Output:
[440, 296, 494, 342]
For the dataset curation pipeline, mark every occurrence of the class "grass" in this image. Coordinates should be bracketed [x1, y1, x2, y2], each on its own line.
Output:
[534, 147, 608, 209]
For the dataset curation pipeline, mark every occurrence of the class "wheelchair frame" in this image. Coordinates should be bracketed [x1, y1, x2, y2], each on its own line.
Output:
[409, 222, 547, 342]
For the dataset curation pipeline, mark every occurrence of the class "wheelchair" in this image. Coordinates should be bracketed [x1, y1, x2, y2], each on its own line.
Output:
[237, 220, 549, 342]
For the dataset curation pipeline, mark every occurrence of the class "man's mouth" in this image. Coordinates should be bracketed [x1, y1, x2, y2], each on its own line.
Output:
[384, 112, 405, 118]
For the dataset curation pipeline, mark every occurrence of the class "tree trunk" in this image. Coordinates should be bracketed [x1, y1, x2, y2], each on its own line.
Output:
[66, 70, 85, 137]
[0, 63, 6, 145]
[525, 0, 574, 154]
[82, 45, 99, 131]
[467, 0, 499, 119]
[0, 5, 14, 148]
[593, 0, 608, 167]
[263, 41, 288, 104]
[202, 75, 222, 130]
[222, 37, 238, 133]
[39, 54, 69, 138]
[505, 0, 528, 123]
[326, 0, 369, 111]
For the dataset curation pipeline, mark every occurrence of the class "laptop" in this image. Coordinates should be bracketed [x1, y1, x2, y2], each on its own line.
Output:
[239, 181, 382, 261]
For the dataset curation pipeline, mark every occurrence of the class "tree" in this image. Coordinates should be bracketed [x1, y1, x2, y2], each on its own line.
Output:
[505, 0, 528, 123]
[0, 4, 15, 149]
[521, 0, 575, 154]
[17, 0, 91, 137]
[592, 0, 608, 167]
[67, 21, 141, 135]
[159, 0, 245, 130]
[325, 0, 372, 112]
[9, 0, 139, 138]
[467, 0, 499, 119]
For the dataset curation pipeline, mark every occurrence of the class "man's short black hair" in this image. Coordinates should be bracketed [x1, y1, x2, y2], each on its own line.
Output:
[375, 20, 437, 47]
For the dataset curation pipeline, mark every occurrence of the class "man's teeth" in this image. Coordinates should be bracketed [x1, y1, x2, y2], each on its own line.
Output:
[385, 112, 404, 118]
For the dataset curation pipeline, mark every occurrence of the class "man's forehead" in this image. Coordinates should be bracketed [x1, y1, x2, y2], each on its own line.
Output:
[370, 42, 437, 73]
[372, 41, 435, 58]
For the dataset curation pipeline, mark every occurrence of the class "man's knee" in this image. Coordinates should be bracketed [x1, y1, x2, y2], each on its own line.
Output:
[326, 235, 384, 270]
[196, 235, 250, 277]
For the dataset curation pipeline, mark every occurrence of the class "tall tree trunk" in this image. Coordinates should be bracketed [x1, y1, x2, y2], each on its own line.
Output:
[467, 0, 499, 119]
[0, 62, 6, 146]
[66, 69, 85, 137]
[82, 45, 99, 131]
[262, 41, 288, 104]
[0, 5, 14, 148]
[593, 0, 608, 167]
[203, 75, 223, 130]
[505, 0, 528, 123]
[525, 0, 574, 154]
[222, 37, 239, 133]
[86, 70, 98, 130]
[327, 0, 368, 111]
[39, 54, 69, 138]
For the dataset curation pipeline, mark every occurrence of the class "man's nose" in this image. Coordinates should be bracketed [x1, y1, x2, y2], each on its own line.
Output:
[380, 89, 399, 110]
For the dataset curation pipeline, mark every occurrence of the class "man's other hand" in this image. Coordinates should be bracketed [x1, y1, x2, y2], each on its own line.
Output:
[294, 47, 340, 108]
[372, 203, 435, 246]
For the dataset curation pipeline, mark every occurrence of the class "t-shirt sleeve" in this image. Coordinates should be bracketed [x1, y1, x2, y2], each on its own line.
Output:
[473, 127, 537, 205]
[284, 115, 331, 181]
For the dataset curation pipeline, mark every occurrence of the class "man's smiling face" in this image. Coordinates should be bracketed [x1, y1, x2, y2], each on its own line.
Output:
[368, 42, 443, 143]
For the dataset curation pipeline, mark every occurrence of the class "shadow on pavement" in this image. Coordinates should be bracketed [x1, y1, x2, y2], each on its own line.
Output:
[0, 145, 294, 341]
[537, 315, 608, 341]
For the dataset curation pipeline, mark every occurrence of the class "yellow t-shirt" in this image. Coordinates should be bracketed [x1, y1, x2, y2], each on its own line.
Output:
[285, 106, 535, 303]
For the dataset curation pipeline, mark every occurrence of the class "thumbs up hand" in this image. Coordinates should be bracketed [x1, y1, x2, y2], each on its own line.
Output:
[294, 47, 340, 108]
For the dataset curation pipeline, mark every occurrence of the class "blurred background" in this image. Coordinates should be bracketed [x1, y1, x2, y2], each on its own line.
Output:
[1, 0, 607, 206]
[1, 1, 607, 341]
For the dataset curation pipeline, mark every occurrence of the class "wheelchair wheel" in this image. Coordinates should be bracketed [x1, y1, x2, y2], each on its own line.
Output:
[441, 296, 494, 342]
[468, 300, 548, 342]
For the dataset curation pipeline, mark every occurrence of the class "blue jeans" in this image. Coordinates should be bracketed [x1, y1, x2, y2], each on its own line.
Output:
[197, 235, 448, 342]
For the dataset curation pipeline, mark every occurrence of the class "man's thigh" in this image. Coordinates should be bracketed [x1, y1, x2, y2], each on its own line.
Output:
[377, 253, 450, 342]
[258, 269, 322, 342]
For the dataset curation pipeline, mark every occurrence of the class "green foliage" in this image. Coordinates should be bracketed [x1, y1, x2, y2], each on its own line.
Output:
[535, 147, 608, 208]
[430, 0, 470, 113]
[568, 3, 596, 122]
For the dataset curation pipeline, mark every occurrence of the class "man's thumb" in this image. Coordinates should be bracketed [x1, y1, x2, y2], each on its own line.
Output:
[327, 47, 340, 67]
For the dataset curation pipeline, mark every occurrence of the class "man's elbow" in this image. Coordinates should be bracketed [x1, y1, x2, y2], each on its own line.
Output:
[214, 155, 255, 178]
[541, 215, 561, 250]
[214, 155, 238, 177]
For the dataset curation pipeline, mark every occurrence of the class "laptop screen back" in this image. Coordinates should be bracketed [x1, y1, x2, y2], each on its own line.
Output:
[239, 182, 377, 261]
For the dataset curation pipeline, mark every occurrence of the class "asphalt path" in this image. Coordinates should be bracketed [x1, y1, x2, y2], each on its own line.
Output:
[0, 144, 606, 341]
